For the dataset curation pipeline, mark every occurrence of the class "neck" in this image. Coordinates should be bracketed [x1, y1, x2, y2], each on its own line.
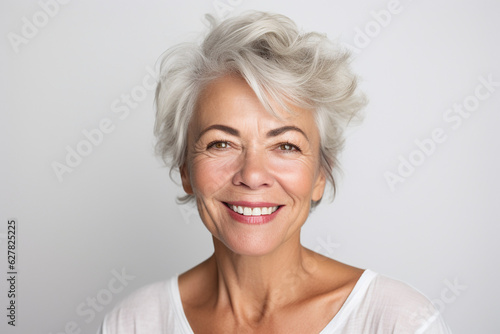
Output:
[207, 232, 316, 323]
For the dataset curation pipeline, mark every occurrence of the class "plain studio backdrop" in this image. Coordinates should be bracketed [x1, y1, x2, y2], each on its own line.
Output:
[1, 0, 499, 333]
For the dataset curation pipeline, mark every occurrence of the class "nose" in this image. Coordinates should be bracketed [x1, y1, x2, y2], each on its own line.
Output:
[232, 149, 274, 189]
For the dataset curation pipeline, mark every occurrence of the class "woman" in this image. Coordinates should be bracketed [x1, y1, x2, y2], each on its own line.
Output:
[100, 11, 451, 333]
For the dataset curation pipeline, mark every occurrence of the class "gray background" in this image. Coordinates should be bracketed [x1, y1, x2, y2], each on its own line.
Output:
[1, 0, 499, 333]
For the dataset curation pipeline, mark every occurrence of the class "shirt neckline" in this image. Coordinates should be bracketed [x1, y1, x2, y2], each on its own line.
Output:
[319, 269, 377, 333]
[170, 269, 377, 334]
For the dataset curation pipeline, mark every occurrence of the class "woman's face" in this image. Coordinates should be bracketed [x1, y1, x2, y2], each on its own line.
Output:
[182, 75, 326, 256]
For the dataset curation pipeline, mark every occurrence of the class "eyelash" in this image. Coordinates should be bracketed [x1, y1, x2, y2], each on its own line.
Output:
[206, 140, 302, 152]
[278, 142, 301, 152]
[207, 140, 231, 150]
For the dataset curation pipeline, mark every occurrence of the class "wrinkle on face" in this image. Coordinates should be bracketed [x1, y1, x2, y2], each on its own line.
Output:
[181, 74, 326, 256]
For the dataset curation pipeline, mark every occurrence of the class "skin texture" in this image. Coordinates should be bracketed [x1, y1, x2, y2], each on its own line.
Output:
[179, 75, 363, 334]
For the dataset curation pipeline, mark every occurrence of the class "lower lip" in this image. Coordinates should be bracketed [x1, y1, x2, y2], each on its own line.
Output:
[225, 204, 281, 225]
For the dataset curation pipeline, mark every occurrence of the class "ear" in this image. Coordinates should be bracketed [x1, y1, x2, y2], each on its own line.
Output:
[312, 169, 327, 202]
[180, 163, 193, 195]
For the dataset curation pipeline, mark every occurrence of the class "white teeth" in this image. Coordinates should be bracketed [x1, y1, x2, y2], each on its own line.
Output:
[228, 204, 279, 216]
[252, 208, 261, 216]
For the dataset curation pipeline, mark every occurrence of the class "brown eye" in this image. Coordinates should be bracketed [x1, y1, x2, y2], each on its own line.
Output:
[208, 141, 229, 149]
[279, 143, 297, 151]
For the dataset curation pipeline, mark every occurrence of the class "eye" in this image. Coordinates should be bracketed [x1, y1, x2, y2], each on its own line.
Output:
[207, 141, 230, 149]
[278, 143, 300, 152]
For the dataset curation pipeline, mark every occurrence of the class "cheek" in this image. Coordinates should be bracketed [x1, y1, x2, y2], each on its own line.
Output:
[270, 158, 319, 196]
[190, 155, 236, 196]
[189, 152, 321, 200]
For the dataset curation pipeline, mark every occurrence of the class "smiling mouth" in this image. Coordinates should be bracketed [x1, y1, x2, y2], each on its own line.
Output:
[224, 203, 280, 216]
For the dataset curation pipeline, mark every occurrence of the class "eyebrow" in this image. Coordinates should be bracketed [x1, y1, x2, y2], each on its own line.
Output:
[197, 124, 308, 141]
[266, 126, 308, 141]
[197, 124, 239, 141]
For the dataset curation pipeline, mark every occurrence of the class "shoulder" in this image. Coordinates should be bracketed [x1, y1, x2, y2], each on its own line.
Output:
[366, 273, 431, 308]
[101, 277, 179, 334]
[352, 271, 451, 333]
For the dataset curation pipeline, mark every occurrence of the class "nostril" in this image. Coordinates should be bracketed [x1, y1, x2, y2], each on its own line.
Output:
[232, 158, 274, 189]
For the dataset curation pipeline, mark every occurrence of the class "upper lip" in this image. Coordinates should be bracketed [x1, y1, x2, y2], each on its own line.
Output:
[224, 201, 282, 208]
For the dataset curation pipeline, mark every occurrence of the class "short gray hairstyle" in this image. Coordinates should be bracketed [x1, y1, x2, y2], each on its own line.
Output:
[154, 11, 367, 207]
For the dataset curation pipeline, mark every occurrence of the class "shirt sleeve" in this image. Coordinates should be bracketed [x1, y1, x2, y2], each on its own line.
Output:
[96, 277, 192, 334]
[414, 309, 452, 334]
[355, 274, 453, 333]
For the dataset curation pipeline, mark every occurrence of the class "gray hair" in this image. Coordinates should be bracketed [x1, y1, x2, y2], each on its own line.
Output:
[154, 11, 367, 207]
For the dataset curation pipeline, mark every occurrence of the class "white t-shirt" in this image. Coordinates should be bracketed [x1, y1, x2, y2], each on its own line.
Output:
[99, 270, 451, 333]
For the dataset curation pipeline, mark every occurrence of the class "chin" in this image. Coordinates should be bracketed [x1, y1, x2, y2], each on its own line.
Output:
[219, 234, 284, 257]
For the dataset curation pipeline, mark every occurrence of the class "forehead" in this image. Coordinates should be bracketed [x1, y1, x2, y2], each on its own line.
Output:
[193, 75, 318, 134]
